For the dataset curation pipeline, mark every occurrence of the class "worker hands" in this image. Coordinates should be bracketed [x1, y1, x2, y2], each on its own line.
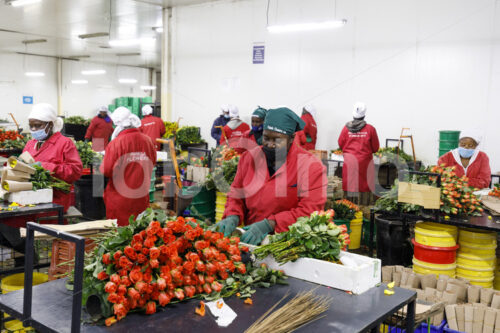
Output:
[241, 219, 274, 245]
[214, 215, 239, 237]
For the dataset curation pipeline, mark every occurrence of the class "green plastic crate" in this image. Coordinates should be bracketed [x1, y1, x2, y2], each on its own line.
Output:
[142, 96, 153, 103]
[108, 105, 116, 112]
[439, 130, 460, 141]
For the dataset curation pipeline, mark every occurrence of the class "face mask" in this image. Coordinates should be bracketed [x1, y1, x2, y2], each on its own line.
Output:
[31, 124, 49, 141]
[223, 114, 230, 119]
[252, 125, 263, 132]
[458, 147, 475, 158]
[262, 145, 287, 164]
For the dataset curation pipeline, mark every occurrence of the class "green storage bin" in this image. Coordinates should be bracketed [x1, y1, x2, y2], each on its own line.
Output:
[361, 218, 376, 248]
[108, 105, 116, 112]
[142, 96, 153, 103]
[439, 140, 459, 150]
[185, 186, 216, 222]
[439, 130, 460, 141]
[439, 149, 450, 157]
[115, 97, 127, 107]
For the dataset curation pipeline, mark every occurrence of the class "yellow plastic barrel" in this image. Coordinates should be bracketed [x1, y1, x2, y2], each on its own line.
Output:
[456, 265, 494, 279]
[456, 274, 494, 288]
[348, 211, 363, 250]
[459, 228, 497, 245]
[1, 273, 48, 332]
[458, 240, 496, 257]
[215, 191, 228, 223]
[457, 253, 496, 268]
[412, 257, 456, 278]
[414, 222, 458, 247]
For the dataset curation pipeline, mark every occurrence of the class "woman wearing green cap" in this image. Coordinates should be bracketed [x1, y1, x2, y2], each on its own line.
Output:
[215, 107, 327, 245]
[235, 106, 267, 154]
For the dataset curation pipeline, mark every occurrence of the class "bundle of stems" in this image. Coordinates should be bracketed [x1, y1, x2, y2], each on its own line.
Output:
[244, 288, 332, 333]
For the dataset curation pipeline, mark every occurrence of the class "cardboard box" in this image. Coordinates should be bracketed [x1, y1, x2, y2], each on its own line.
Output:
[398, 182, 441, 209]
[256, 250, 381, 294]
[186, 166, 209, 184]
[5, 188, 53, 205]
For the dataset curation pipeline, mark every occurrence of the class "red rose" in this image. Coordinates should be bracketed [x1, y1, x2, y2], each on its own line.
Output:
[228, 245, 240, 255]
[124, 246, 137, 261]
[149, 259, 160, 269]
[231, 255, 242, 262]
[128, 288, 141, 300]
[158, 292, 171, 307]
[102, 253, 112, 265]
[137, 253, 147, 264]
[144, 237, 156, 248]
[211, 281, 223, 292]
[143, 272, 153, 283]
[196, 285, 203, 294]
[145, 301, 156, 315]
[118, 269, 128, 277]
[107, 293, 120, 304]
[195, 261, 206, 272]
[197, 274, 205, 285]
[113, 250, 122, 262]
[117, 285, 127, 296]
[119, 256, 132, 269]
[135, 281, 148, 294]
[205, 263, 217, 275]
[216, 253, 227, 262]
[150, 290, 160, 301]
[133, 233, 143, 243]
[97, 271, 109, 281]
[203, 230, 213, 240]
[237, 263, 246, 274]
[186, 252, 200, 262]
[133, 242, 143, 252]
[224, 260, 235, 272]
[128, 297, 138, 310]
[174, 288, 185, 301]
[184, 285, 196, 298]
[129, 270, 143, 284]
[142, 247, 150, 256]
[104, 282, 117, 294]
[121, 276, 132, 287]
[183, 261, 195, 274]
[170, 268, 182, 282]
[110, 274, 121, 285]
[138, 297, 147, 308]
[202, 283, 212, 294]
[157, 278, 167, 291]
[229, 236, 240, 244]
[205, 276, 215, 284]
[219, 270, 229, 280]
[149, 247, 160, 260]
[240, 246, 249, 252]
[114, 303, 127, 320]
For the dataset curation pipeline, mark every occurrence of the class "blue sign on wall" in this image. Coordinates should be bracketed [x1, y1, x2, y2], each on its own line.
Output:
[253, 45, 265, 64]
[23, 96, 33, 104]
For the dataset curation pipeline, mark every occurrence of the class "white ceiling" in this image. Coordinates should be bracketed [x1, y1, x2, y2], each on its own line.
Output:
[0, 0, 223, 69]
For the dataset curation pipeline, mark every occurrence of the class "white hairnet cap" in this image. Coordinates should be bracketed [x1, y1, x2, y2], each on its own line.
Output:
[220, 104, 230, 112]
[111, 107, 141, 128]
[28, 103, 64, 132]
[460, 129, 483, 145]
[98, 106, 108, 113]
[142, 105, 153, 116]
[353, 102, 367, 118]
[229, 105, 239, 118]
[304, 104, 316, 117]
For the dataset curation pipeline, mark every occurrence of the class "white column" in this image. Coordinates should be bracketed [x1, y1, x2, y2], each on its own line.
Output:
[57, 58, 63, 116]
[161, 7, 173, 121]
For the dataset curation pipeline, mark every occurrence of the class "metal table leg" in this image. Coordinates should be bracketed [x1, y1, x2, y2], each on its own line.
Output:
[406, 299, 416, 333]
[369, 208, 375, 258]
[57, 207, 64, 225]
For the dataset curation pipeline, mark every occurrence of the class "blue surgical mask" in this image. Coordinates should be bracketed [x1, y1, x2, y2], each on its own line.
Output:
[458, 147, 475, 158]
[252, 125, 263, 132]
[31, 124, 49, 141]
[224, 114, 230, 119]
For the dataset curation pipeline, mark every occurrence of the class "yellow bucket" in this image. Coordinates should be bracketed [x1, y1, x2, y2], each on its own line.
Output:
[457, 253, 496, 268]
[348, 218, 363, 250]
[414, 222, 457, 247]
[458, 240, 496, 257]
[456, 274, 494, 288]
[1, 273, 48, 332]
[459, 228, 497, 245]
[412, 257, 456, 278]
[456, 265, 494, 279]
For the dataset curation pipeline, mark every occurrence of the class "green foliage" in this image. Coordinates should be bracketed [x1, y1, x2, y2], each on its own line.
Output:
[30, 165, 71, 193]
[375, 147, 414, 162]
[65, 116, 90, 126]
[75, 140, 102, 168]
[176, 126, 205, 146]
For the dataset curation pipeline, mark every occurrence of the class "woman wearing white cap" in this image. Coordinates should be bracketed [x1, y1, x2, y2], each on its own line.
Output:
[140, 105, 165, 150]
[438, 130, 491, 189]
[24, 103, 83, 214]
[84, 106, 114, 151]
[211, 104, 231, 146]
[295, 104, 318, 150]
[100, 107, 157, 226]
[219, 105, 250, 147]
[338, 102, 380, 204]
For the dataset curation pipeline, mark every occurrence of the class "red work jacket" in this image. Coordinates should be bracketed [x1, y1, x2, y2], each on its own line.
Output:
[140, 115, 166, 150]
[85, 116, 114, 151]
[100, 128, 157, 226]
[220, 122, 250, 147]
[295, 113, 317, 150]
[338, 124, 380, 192]
[438, 150, 491, 189]
[233, 130, 260, 154]
[223, 144, 327, 233]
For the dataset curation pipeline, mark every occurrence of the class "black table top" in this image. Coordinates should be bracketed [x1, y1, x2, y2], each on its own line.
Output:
[0, 278, 416, 333]
[396, 212, 500, 232]
[0, 203, 63, 219]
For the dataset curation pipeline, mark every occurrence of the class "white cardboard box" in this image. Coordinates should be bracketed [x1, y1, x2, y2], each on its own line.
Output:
[5, 188, 53, 205]
[255, 250, 381, 295]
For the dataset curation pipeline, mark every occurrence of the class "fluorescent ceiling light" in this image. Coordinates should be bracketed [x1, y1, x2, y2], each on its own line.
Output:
[78, 32, 109, 39]
[10, 0, 41, 7]
[118, 78, 137, 84]
[153, 27, 163, 33]
[267, 19, 347, 33]
[71, 79, 88, 84]
[109, 38, 155, 47]
[140, 85, 156, 90]
[22, 39, 47, 44]
[81, 69, 106, 75]
[25, 72, 44, 77]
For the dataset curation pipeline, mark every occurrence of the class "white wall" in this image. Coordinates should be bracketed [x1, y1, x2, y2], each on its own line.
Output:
[0, 53, 57, 130]
[170, 0, 500, 172]
[62, 60, 151, 119]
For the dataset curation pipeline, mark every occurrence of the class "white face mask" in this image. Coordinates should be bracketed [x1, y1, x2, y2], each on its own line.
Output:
[30, 123, 49, 141]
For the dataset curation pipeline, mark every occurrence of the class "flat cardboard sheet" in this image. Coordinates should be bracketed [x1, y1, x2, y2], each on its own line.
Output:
[482, 196, 500, 216]
[398, 182, 441, 209]
[20, 219, 116, 239]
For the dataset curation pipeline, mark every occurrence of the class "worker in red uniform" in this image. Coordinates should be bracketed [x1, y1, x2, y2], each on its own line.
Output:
[219, 105, 250, 147]
[84, 106, 114, 152]
[295, 104, 317, 150]
[338, 102, 380, 205]
[216, 107, 327, 245]
[235, 106, 267, 154]
[140, 104, 165, 150]
[438, 130, 491, 189]
[100, 107, 156, 226]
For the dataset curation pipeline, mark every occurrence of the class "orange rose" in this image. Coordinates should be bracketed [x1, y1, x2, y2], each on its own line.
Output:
[145, 301, 156, 315]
